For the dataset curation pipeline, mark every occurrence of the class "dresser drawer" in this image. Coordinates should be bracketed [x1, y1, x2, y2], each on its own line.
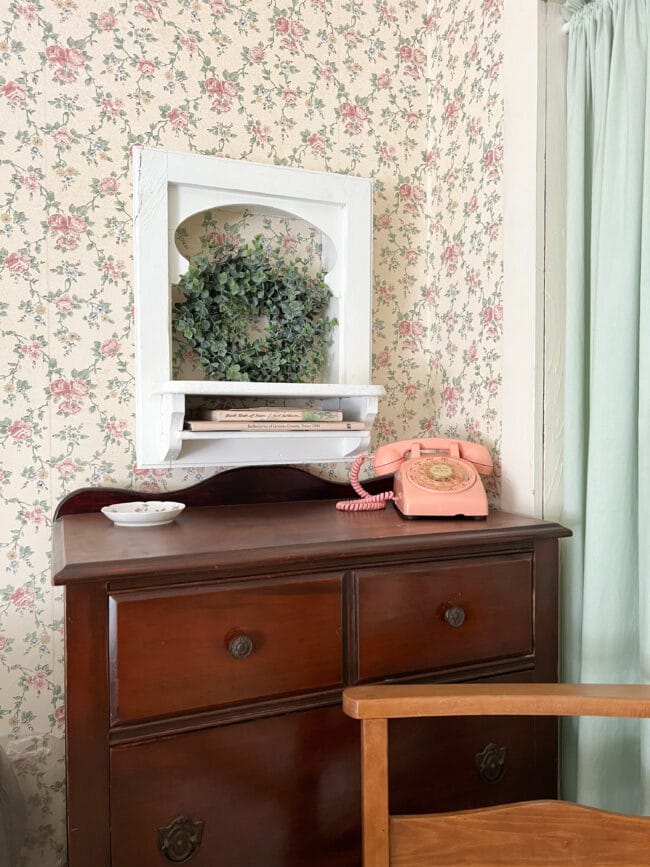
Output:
[109, 575, 343, 724]
[355, 555, 533, 681]
[110, 706, 361, 867]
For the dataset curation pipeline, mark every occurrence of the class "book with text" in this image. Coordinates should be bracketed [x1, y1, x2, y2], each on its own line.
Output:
[185, 420, 366, 432]
[199, 406, 343, 422]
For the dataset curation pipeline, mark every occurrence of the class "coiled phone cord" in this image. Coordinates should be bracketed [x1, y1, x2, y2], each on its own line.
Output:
[336, 455, 395, 511]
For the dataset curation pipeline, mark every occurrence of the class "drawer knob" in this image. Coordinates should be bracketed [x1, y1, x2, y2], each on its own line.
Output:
[476, 742, 507, 783]
[228, 633, 254, 660]
[158, 815, 204, 863]
[443, 605, 466, 628]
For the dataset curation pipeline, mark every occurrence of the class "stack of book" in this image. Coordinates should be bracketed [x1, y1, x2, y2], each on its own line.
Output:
[184, 406, 365, 432]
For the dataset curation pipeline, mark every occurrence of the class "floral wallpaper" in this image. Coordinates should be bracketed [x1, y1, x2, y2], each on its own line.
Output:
[0, 0, 503, 863]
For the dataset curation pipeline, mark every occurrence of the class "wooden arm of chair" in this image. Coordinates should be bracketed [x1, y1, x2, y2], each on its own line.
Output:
[342, 682, 650, 720]
[343, 683, 650, 866]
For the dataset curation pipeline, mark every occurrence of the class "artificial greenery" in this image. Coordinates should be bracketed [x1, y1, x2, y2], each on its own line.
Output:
[173, 237, 336, 383]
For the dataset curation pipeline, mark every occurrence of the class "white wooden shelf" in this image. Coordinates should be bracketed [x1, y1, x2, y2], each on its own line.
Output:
[133, 147, 381, 468]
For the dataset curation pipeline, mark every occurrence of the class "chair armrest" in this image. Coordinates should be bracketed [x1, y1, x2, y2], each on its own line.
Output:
[342, 683, 650, 720]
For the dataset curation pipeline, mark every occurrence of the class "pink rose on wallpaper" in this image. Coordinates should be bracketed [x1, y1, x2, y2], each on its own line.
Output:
[307, 132, 326, 153]
[167, 108, 189, 129]
[444, 386, 461, 402]
[1, 81, 26, 104]
[377, 73, 391, 89]
[488, 222, 500, 239]
[16, 3, 37, 21]
[54, 705, 65, 726]
[17, 173, 39, 190]
[20, 341, 42, 362]
[282, 89, 297, 105]
[4, 252, 29, 274]
[488, 379, 498, 394]
[137, 59, 156, 76]
[248, 45, 265, 64]
[101, 97, 124, 117]
[339, 102, 356, 119]
[70, 379, 89, 397]
[57, 398, 81, 415]
[8, 420, 32, 441]
[376, 213, 391, 229]
[399, 183, 412, 199]
[97, 11, 117, 30]
[405, 249, 418, 265]
[379, 4, 395, 22]
[50, 378, 71, 397]
[290, 21, 304, 39]
[411, 185, 425, 203]
[343, 29, 358, 45]
[139, 481, 161, 493]
[403, 385, 417, 398]
[98, 177, 118, 195]
[375, 352, 390, 368]
[0, 636, 7, 652]
[45, 45, 67, 65]
[283, 236, 297, 251]
[135, 3, 155, 21]
[56, 457, 78, 477]
[10, 587, 34, 608]
[467, 343, 478, 363]
[65, 48, 86, 67]
[399, 45, 412, 61]
[251, 124, 270, 143]
[105, 420, 128, 440]
[484, 0, 503, 22]
[444, 99, 461, 131]
[379, 146, 395, 163]
[405, 111, 419, 127]
[100, 338, 120, 356]
[26, 672, 46, 690]
[54, 293, 76, 313]
[179, 35, 197, 54]
[52, 128, 72, 147]
[398, 320, 411, 336]
[466, 195, 477, 214]
[210, 0, 228, 14]
[23, 507, 45, 525]
[319, 66, 333, 83]
[275, 16, 290, 33]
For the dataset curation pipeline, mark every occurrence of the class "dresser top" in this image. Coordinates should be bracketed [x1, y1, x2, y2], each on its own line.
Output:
[52, 499, 570, 587]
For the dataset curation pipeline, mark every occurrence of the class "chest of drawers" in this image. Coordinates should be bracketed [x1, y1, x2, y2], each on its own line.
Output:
[52, 467, 570, 867]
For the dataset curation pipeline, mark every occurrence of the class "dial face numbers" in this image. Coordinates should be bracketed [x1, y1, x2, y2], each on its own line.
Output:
[406, 456, 475, 494]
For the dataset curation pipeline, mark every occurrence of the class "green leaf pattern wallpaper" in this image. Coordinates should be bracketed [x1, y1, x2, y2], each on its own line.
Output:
[0, 0, 503, 862]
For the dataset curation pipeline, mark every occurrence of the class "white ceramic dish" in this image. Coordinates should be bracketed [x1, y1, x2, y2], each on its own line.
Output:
[100, 501, 185, 527]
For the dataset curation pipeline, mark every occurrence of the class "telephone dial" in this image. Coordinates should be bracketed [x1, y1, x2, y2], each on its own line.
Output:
[336, 437, 493, 518]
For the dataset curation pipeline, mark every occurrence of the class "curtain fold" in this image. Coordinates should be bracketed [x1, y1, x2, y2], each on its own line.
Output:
[561, 0, 650, 813]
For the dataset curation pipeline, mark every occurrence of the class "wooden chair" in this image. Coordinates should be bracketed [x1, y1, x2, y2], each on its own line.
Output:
[342, 683, 650, 866]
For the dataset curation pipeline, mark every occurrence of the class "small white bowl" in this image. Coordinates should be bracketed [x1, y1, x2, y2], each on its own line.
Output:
[100, 501, 185, 527]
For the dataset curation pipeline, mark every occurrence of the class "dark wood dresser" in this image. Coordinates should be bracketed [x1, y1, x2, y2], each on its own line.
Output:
[52, 467, 570, 867]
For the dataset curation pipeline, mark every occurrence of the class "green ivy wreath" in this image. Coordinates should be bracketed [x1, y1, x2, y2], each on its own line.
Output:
[173, 237, 337, 383]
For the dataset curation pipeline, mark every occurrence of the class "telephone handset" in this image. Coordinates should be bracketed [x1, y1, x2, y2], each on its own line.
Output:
[337, 438, 493, 518]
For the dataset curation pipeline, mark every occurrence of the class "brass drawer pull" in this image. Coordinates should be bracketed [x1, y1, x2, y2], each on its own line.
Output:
[476, 742, 507, 783]
[158, 815, 204, 863]
[227, 633, 254, 660]
[443, 605, 466, 628]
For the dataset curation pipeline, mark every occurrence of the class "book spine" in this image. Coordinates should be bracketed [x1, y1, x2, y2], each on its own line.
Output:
[186, 421, 366, 432]
[200, 408, 343, 422]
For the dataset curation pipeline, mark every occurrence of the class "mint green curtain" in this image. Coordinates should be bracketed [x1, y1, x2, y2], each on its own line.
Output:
[561, 0, 650, 813]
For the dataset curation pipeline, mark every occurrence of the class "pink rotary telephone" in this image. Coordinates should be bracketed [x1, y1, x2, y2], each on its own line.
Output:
[337, 437, 493, 518]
